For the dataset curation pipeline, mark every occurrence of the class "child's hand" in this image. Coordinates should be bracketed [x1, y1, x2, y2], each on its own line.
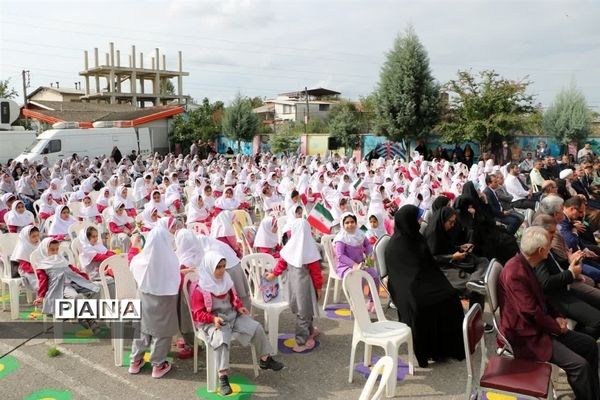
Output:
[213, 316, 224, 329]
[33, 297, 43, 306]
[264, 272, 276, 282]
[181, 267, 195, 274]
[239, 307, 249, 315]
[131, 234, 142, 248]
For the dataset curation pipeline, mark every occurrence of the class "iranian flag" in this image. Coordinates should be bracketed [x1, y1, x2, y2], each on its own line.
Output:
[307, 202, 335, 234]
[353, 178, 363, 190]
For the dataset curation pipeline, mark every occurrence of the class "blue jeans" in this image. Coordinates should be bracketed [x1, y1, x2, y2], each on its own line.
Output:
[582, 263, 600, 283]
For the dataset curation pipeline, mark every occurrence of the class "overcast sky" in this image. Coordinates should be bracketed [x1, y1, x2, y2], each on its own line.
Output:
[1, 0, 599, 109]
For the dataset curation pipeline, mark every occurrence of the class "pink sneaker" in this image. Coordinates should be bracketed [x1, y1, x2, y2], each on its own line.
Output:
[128, 358, 145, 374]
[292, 338, 316, 353]
[309, 327, 320, 339]
[176, 338, 185, 349]
[152, 361, 172, 379]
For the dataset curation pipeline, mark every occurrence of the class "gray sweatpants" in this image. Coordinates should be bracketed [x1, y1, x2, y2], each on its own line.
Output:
[131, 333, 172, 366]
[215, 325, 271, 372]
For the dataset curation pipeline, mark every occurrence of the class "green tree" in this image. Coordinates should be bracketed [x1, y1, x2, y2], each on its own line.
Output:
[328, 102, 361, 152]
[270, 124, 300, 154]
[358, 94, 377, 133]
[374, 26, 441, 154]
[171, 98, 223, 151]
[249, 96, 264, 109]
[160, 79, 175, 95]
[543, 82, 592, 147]
[0, 78, 18, 99]
[436, 70, 535, 152]
[222, 94, 260, 152]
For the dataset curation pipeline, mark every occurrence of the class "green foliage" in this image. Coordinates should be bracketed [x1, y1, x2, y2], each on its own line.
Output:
[374, 26, 441, 144]
[270, 124, 300, 154]
[543, 82, 592, 145]
[171, 98, 223, 150]
[160, 79, 175, 95]
[358, 94, 377, 132]
[47, 347, 61, 357]
[222, 94, 260, 151]
[0, 78, 18, 99]
[328, 102, 361, 151]
[249, 96, 264, 109]
[436, 70, 535, 149]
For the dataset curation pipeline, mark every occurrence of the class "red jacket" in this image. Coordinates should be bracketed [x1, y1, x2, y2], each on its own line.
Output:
[273, 259, 323, 291]
[36, 265, 90, 299]
[498, 252, 563, 362]
[190, 285, 243, 324]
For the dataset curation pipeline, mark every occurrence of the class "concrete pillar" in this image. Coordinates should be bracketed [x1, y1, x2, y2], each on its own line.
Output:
[154, 48, 160, 105]
[94, 48, 100, 95]
[109, 43, 115, 103]
[116, 50, 120, 67]
[177, 50, 183, 104]
[131, 45, 137, 107]
[84, 50, 90, 95]
[162, 54, 166, 70]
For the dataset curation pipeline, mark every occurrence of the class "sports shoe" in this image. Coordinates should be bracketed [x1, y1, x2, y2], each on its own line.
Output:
[309, 327, 320, 340]
[259, 356, 284, 371]
[292, 338, 316, 353]
[151, 361, 172, 379]
[220, 375, 233, 396]
[128, 358, 145, 374]
[466, 280, 487, 295]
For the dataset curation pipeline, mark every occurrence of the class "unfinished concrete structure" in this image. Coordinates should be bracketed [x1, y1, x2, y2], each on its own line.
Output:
[79, 42, 189, 106]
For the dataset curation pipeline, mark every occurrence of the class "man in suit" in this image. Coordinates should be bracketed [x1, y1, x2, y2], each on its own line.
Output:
[498, 226, 600, 399]
[484, 174, 522, 235]
[532, 214, 600, 339]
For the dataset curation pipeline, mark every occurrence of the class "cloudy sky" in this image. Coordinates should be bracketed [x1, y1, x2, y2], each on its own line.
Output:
[1, 0, 599, 109]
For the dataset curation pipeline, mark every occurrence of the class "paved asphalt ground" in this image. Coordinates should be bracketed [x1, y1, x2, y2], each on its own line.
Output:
[0, 296, 574, 400]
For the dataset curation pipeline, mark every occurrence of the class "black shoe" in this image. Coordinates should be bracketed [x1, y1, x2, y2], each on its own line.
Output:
[219, 375, 232, 396]
[259, 356, 284, 371]
[466, 280, 487, 295]
[484, 323, 495, 334]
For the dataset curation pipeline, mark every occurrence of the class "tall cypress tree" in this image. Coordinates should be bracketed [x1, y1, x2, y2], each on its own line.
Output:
[375, 26, 441, 156]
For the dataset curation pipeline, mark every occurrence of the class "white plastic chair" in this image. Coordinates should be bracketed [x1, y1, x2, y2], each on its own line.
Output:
[98, 253, 134, 366]
[29, 248, 63, 344]
[182, 273, 259, 392]
[321, 234, 345, 310]
[33, 199, 42, 225]
[241, 253, 289, 355]
[187, 222, 210, 236]
[40, 215, 54, 237]
[58, 242, 77, 268]
[343, 269, 414, 398]
[67, 202, 82, 218]
[0, 233, 31, 319]
[373, 235, 392, 298]
[358, 356, 395, 400]
[67, 220, 99, 241]
[276, 215, 287, 245]
[70, 238, 82, 262]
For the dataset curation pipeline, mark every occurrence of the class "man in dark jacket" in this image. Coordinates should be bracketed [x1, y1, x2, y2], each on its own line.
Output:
[532, 214, 600, 339]
[483, 174, 522, 235]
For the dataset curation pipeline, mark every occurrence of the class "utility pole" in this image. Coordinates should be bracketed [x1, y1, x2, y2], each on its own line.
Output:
[21, 70, 30, 108]
[304, 86, 310, 129]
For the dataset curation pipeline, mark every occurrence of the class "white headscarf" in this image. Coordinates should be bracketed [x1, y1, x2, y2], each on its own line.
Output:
[145, 190, 169, 214]
[141, 206, 158, 230]
[48, 204, 76, 236]
[210, 210, 236, 238]
[36, 237, 69, 270]
[175, 229, 201, 268]
[96, 188, 111, 207]
[39, 191, 57, 214]
[185, 190, 209, 222]
[6, 200, 35, 227]
[197, 250, 234, 296]
[108, 201, 132, 226]
[280, 219, 321, 268]
[78, 195, 101, 220]
[196, 234, 240, 269]
[77, 227, 107, 266]
[333, 212, 365, 247]
[114, 185, 134, 209]
[366, 213, 387, 239]
[254, 214, 278, 248]
[130, 226, 181, 296]
[214, 188, 240, 210]
[10, 225, 38, 262]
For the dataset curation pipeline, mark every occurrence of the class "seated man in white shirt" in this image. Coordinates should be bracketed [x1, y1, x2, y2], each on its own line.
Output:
[530, 159, 546, 192]
[505, 162, 537, 210]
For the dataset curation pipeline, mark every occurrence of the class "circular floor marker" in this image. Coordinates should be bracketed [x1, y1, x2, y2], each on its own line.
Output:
[483, 393, 520, 400]
[323, 304, 352, 320]
[354, 356, 409, 382]
[23, 389, 73, 400]
[123, 351, 174, 369]
[0, 355, 19, 380]
[277, 333, 320, 354]
[196, 375, 256, 399]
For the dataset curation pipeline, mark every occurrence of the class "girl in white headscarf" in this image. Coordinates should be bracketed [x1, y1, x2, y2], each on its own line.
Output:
[210, 210, 241, 258]
[190, 250, 283, 395]
[114, 185, 137, 217]
[140, 206, 159, 232]
[265, 219, 322, 352]
[96, 187, 111, 213]
[48, 204, 77, 240]
[128, 226, 180, 378]
[254, 214, 281, 258]
[144, 189, 170, 216]
[107, 201, 134, 251]
[10, 225, 40, 291]
[47, 178, 64, 203]
[38, 191, 58, 220]
[33, 237, 99, 315]
[6, 200, 34, 233]
[0, 173, 16, 194]
[214, 187, 240, 212]
[77, 226, 115, 280]
[165, 172, 183, 212]
[78, 194, 103, 224]
[185, 191, 211, 226]
[365, 213, 387, 245]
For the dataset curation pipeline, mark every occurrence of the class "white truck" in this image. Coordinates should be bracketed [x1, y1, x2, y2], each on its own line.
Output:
[14, 125, 154, 164]
[0, 127, 38, 163]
